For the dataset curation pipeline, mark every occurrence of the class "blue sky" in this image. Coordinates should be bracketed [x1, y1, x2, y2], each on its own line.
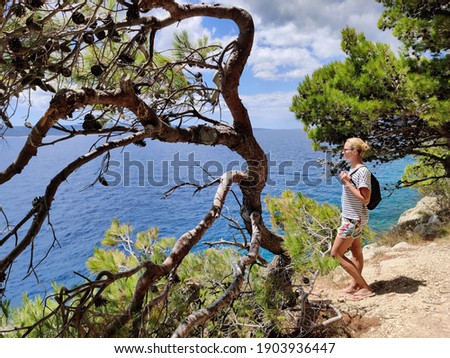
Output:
[10, 0, 400, 129]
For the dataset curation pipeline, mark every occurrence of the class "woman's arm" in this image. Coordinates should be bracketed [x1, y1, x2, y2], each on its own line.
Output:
[340, 172, 371, 206]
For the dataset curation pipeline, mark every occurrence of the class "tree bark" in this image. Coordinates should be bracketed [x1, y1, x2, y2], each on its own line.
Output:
[0, 1, 292, 338]
[171, 212, 262, 338]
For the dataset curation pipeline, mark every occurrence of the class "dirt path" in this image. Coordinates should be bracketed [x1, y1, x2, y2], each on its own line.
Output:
[311, 237, 450, 337]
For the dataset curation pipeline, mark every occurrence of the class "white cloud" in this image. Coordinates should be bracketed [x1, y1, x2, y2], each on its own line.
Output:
[249, 46, 320, 81]
[201, 0, 401, 81]
[241, 91, 300, 129]
[215, 91, 300, 129]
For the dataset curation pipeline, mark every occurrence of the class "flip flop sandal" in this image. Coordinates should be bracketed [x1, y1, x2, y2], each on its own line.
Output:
[349, 292, 376, 301]
[338, 290, 355, 298]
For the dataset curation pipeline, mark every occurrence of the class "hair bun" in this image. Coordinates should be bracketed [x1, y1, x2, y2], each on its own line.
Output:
[361, 141, 370, 153]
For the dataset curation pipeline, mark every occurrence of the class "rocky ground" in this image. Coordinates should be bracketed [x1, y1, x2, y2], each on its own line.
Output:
[311, 236, 450, 338]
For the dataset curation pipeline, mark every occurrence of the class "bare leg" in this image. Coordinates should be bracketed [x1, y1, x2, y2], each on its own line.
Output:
[331, 236, 372, 294]
[344, 237, 364, 292]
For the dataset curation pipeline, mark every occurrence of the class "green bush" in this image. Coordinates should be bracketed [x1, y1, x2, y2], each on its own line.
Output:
[2, 197, 370, 338]
[1, 219, 287, 337]
[265, 190, 341, 274]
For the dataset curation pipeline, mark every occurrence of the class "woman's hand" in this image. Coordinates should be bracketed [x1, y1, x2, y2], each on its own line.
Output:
[339, 171, 351, 185]
[340, 171, 371, 205]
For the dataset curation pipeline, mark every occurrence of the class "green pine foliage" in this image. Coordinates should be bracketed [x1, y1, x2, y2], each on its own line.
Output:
[172, 30, 221, 61]
[0, 299, 10, 328]
[265, 190, 341, 274]
[1, 194, 371, 338]
[1, 219, 300, 338]
[291, 26, 450, 187]
[292, 1, 450, 188]
[403, 153, 450, 200]
[291, 27, 414, 146]
[1, 1, 220, 128]
[8, 283, 68, 338]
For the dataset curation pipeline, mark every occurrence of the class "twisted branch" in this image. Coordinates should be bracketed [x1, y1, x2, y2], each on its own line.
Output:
[0, 130, 147, 282]
[102, 170, 245, 336]
[172, 211, 262, 338]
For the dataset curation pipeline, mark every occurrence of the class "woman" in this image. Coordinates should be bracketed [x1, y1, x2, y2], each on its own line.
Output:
[331, 138, 375, 300]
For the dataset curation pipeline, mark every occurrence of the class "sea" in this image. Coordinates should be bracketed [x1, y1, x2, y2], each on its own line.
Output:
[0, 128, 420, 307]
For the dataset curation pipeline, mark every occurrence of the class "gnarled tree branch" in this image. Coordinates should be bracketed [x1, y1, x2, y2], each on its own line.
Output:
[0, 1, 295, 338]
[171, 211, 262, 338]
[0, 130, 147, 281]
[102, 170, 245, 337]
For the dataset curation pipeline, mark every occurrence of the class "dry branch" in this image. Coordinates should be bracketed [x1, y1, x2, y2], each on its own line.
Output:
[171, 211, 262, 338]
[102, 170, 245, 336]
[0, 0, 294, 338]
[0, 131, 147, 282]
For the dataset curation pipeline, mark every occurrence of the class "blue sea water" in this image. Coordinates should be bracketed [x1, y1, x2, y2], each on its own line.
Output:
[0, 129, 419, 306]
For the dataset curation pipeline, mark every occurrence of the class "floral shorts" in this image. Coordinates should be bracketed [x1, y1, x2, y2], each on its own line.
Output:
[337, 217, 364, 239]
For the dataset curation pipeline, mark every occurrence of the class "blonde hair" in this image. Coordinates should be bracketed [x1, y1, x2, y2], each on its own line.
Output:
[346, 138, 370, 157]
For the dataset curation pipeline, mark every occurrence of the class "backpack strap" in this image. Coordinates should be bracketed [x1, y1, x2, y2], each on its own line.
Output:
[349, 165, 368, 186]
[349, 165, 367, 176]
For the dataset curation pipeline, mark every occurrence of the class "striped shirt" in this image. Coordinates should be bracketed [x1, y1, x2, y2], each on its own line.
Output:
[341, 166, 371, 225]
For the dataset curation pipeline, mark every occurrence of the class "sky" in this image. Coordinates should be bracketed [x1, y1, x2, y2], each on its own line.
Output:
[186, 0, 401, 129]
[11, 0, 401, 129]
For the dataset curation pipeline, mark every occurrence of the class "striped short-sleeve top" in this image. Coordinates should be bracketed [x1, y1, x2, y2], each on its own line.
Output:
[341, 165, 371, 225]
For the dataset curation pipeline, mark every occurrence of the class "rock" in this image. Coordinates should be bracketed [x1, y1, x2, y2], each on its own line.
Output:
[414, 223, 439, 238]
[363, 244, 388, 260]
[392, 242, 413, 251]
[427, 214, 442, 226]
[397, 196, 443, 228]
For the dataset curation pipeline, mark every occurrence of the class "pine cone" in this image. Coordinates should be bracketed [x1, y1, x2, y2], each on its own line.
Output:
[8, 37, 23, 53]
[83, 32, 95, 45]
[25, 0, 46, 9]
[26, 15, 43, 32]
[60, 67, 72, 78]
[83, 114, 102, 131]
[126, 5, 140, 21]
[95, 30, 106, 41]
[71, 11, 86, 25]
[133, 139, 147, 147]
[118, 53, 134, 65]
[91, 65, 104, 77]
